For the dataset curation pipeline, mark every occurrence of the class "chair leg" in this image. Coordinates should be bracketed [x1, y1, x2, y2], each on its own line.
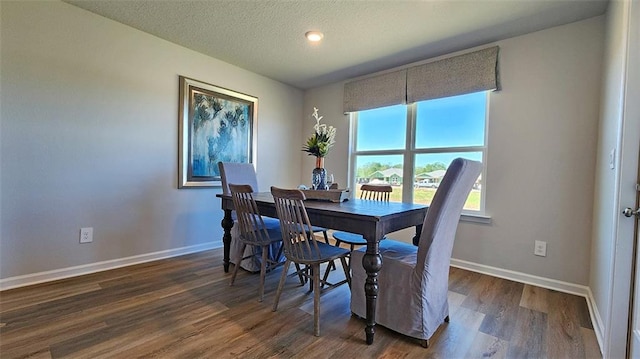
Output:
[323, 231, 336, 271]
[339, 256, 351, 289]
[272, 260, 291, 312]
[344, 244, 356, 269]
[270, 242, 284, 272]
[313, 263, 321, 336]
[293, 263, 306, 285]
[258, 244, 268, 302]
[321, 260, 333, 289]
[420, 339, 430, 348]
[444, 315, 450, 323]
[230, 243, 246, 286]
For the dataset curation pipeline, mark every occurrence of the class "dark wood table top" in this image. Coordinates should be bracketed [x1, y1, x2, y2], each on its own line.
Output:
[218, 192, 428, 242]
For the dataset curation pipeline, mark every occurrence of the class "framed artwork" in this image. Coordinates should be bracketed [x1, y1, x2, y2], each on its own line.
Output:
[178, 76, 257, 188]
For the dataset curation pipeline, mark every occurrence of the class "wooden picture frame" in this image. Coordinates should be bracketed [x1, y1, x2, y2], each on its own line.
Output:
[178, 76, 257, 188]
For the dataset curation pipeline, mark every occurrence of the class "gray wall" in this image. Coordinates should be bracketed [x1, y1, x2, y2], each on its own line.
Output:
[303, 16, 605, 286]
[590, 0, 639, 356]
[0, 1, 303, 280]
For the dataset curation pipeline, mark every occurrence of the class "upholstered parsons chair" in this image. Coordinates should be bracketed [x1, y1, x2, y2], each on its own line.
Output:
[350, 158, 483, 347]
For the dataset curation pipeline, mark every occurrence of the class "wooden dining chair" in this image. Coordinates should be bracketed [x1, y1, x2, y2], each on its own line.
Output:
[228, 184, 284, 302]
[270, 186, 351, 336]
[218, 161, 330, 272]
[332, 184, 394, 252]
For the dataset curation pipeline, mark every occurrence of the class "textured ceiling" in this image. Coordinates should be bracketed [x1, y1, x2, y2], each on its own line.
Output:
[64, 0, 608, 90]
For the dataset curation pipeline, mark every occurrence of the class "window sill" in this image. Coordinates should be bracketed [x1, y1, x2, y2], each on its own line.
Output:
[460, 212, 492, 224]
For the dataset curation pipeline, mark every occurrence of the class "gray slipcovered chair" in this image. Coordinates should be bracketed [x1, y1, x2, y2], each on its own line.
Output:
[271, 186, 351, 337]
[350, 158, 482, 347]
[218, 162, 329, 271]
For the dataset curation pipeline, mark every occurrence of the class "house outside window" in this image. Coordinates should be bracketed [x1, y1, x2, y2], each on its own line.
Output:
[350, 91, 487, 213]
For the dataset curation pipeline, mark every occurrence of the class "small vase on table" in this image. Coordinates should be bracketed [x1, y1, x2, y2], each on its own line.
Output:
[311, 157, 327, 190]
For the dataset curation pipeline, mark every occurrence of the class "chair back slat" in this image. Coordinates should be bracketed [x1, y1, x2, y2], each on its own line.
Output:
[271, 187, 322, 261]
[229, 184, 272, 246]
[360, 184, 393, 201]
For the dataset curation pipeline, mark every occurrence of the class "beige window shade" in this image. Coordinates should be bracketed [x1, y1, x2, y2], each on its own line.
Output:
[343, 70, 407, 113]
[407, 46, 500, 103]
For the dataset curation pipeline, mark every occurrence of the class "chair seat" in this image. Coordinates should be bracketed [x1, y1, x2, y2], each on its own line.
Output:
[351, 239, 417, 275]
[231, 219, 284, 271]
[310, 225, 329, 234]
[261, 217, 281, 230]
[332, 231, 367, 246]
[241, 228, 283, 246]
[289, 241, 350, 265]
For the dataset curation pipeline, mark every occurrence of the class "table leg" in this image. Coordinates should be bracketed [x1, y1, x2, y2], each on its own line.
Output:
[412, 223, 423, 246]
[362, 240, 382, 345]
[222, 209, 234, 273]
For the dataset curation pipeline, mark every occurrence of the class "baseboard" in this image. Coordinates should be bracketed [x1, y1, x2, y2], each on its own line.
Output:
[0, 242, 221, 291]
[450, 258, 604, 355]
[450, 258, 590, 296]
[586, 286, 605, 355]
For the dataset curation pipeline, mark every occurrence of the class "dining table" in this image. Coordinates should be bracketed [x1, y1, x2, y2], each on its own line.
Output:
[216, 191, 428, 345]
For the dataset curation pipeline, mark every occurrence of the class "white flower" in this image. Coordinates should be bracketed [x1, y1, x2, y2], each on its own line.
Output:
[303, 107, 336, 157]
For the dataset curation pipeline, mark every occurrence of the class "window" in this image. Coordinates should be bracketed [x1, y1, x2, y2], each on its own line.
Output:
[350, 91, 487, 212]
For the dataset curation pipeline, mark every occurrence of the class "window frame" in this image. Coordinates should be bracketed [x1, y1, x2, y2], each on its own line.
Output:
[348, 93, 490, 217]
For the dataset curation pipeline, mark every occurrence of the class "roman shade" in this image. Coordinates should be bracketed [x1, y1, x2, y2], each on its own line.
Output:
[343, 46, 500, 113]
[407, 46, 500, 103]
[343, 69, 407, 113]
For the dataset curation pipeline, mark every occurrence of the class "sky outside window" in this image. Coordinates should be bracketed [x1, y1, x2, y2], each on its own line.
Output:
[356, 92, 486, 168]
[356, 105, 406, 151]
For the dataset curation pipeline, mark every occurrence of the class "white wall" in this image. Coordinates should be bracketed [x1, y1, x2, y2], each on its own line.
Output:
[0, 1, 303, 281]
[304, 16, 604, 286]
[590, 0, 639, 356]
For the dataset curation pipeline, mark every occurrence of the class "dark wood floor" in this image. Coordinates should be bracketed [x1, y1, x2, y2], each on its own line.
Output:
[0, 248, 601, 358]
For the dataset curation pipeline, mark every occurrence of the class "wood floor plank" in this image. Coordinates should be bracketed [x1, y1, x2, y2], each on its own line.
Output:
[460, 273, 503, 313]
[546, 290, 588, 359]
[581, 327, 603, 358]
[478, 279, 524, 340]
[505, 307, 547, 358]
[0, 248, 601, 358]
[447, 290, 467, 308]
[519, 284, 550, 313]
[449, 266, 483, 295]
[465, 331, 509, 359]
[0, 282, 102, 313]
[449, 305, 486, 331]
[426, 319, 478, 358]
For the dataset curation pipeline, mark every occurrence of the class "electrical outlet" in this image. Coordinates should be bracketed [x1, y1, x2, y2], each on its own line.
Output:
[80, 227, 93, 243]
[534, 240, 546, 257]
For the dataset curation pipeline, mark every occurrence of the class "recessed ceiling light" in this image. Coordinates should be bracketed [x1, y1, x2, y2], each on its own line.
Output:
[305, 31, 324, 42]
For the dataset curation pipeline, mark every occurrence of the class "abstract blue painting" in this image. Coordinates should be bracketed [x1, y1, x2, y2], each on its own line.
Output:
[178, 76, 257, 188]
